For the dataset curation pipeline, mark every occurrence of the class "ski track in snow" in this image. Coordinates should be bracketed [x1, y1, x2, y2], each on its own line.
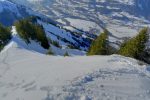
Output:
[41, 58, 150, 100]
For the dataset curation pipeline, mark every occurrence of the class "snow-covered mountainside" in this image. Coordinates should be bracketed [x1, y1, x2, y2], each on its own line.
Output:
[9, 0, 150, 46]
[0, 1, 150, 100]
[0, 34, 150, 99]
[0, 0, 97, 55]
[2, 16, 95, 56]
[0, 0, 32, 26]
[37, 17, 96, 52]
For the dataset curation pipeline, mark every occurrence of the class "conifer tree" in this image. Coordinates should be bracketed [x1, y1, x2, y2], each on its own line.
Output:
[118, 28, 148, 59]
[64, 51, 69, 56]
[87, 30, 109, 55]
[0, 24, 11, 50]
[15, 18, 50, 49]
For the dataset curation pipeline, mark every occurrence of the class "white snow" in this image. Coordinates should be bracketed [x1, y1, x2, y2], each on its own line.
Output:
[37, 20, 88, 55]
[3, 26, 86, 56]
[2, 26, 48, 54]
[114, 0, 135, 5]
[10, 0, 150, 48]
[0, 27, 150, 100]
[0, 1, 150, 99]
[65, 18, 103, 33]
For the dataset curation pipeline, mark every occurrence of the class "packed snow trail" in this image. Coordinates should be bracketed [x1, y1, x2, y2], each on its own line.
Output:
[0, 27, 150, 100]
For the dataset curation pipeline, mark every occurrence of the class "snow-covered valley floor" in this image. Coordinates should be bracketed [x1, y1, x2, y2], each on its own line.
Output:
[0, 42, 150, 100]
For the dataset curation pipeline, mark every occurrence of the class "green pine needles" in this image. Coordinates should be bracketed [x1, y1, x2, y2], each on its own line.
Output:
[0, 24, 11, 51]
[118, 28, 148, 59]
[15, 18, 50, 49]
[87, 30, 109, 55]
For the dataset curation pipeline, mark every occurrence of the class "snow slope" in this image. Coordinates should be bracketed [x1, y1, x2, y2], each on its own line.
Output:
[0, 1, 150, 99]
[0, 40, 150, 100]
[0, 0, 94, 54]
[2, 26, 87, 56]
[1, 26, 48, 54]
[36, 18, 95, 51]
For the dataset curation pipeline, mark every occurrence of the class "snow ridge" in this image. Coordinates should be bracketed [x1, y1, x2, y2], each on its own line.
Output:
[2, 26, 47, 54]
[0, 48, 150, 100]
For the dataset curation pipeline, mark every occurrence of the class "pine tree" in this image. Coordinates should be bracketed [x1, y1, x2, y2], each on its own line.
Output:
[118, 28, 148, 59]
[15, 18, 50, 49]
[0, 23, 11, 50]
[64, 51, 69, 57]
[87, 30, 109, 55]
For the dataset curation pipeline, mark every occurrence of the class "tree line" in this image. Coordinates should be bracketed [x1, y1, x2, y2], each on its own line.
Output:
[15, 18, 50, 49]
[87, 28, 150, 64]
[0, 24, 11, 51]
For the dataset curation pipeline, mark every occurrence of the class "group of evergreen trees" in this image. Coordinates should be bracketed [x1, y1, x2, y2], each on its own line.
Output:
[118, 28, 148, 59]
[0, 24, 11, 51]
[87, 28, 149, 63]
[15, 19, 50, 49]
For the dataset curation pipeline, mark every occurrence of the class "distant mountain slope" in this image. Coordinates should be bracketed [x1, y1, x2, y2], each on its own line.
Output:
[0, 0, 95, 55]
[10, 0, 150, 45]
[0, 0, 33, 26]
[1, 15, 96, 55]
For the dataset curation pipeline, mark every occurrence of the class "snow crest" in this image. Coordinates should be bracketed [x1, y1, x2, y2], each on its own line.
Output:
[0, 43, 150, 100]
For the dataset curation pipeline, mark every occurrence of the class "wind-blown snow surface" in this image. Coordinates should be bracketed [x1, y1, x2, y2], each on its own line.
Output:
[0, 29, 150, 100]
